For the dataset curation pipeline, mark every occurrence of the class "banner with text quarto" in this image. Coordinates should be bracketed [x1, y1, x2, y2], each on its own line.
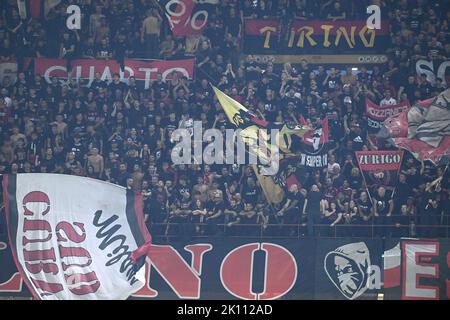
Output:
[365, 99, 410, 132]
[162, 0, 218, 37]
[2, 173, 151, 300]
[34, 58, 195, 89]
[243, 19, 389, 54]
[1, 233, 449, 299]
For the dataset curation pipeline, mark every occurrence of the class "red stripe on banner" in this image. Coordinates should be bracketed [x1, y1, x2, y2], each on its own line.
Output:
[2, 175, 40, 300]
[384, 265, 401, 288]
[30, 0, 41, 18]
[134, 193, 152, 243]
[244, 19, 279, 35]
[286, 175, 301, 190]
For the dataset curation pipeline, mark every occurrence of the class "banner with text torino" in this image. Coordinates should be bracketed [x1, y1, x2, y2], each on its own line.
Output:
[355, 150, 404, 198]
[34, 58, 195, 89]
[2, 174, 151, 300]
[1, 235, 449, 299]
[365, 99, 410, 132]
[243, 19, 389, 54]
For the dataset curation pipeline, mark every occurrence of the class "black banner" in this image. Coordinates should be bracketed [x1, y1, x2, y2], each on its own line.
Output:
[1, 236, 449, 300]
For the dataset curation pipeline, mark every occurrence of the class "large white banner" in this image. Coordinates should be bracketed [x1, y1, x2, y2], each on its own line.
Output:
[2, 173, 151, 300]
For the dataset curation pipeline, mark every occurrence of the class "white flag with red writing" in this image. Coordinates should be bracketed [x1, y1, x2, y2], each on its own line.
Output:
[2, 173, 151, 300]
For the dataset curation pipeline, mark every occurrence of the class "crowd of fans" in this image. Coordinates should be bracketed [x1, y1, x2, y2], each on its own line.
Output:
[0, 0, 449, 240]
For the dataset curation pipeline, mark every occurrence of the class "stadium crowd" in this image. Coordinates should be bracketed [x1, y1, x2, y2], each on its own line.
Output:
[0, 0, 449, 240]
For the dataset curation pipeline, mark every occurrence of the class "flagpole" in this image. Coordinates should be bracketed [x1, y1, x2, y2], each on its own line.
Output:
[357, 161, 374, 204]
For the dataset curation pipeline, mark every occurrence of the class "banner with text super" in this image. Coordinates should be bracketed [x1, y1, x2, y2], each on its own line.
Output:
[34, 58, 195, 89]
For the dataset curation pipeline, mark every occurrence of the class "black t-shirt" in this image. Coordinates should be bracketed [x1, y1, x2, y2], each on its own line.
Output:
[207, 200, 225, 217]
[349, 175, 363, 190]
[349, 132, 366, 151]
[91, 79, 107, 92]
[395, 181, 412, 205]
[239, 211, 258, 225]
[175, 184, 190, 200]
[114, 40, 127, 60]
[62, 38, 76, 57]
[306, 191, 322, 214]
[163, 118, 178, 132]
[109, 81, 127, 96]
[261, 97, 279, 122]
[242, 185, 258, 206]
[225, 15, 241, 37]
[357, 198, 372, 218]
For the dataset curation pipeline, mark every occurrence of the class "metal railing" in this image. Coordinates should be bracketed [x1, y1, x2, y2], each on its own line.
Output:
[147, 221, 450, 241]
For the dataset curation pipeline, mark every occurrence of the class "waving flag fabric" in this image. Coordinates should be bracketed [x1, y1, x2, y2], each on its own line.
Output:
[299, 116, 329, 168]
[2, 173, 151, 300]
[378, 89, 450, 165]
[213, 86, 311, 203]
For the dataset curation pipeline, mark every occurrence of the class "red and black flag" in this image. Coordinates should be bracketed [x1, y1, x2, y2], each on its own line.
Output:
[163, 0, 217, 37]
[17, 0, 61, 19]
[365, 99, 409, 133]
[378, 89, 450, 165]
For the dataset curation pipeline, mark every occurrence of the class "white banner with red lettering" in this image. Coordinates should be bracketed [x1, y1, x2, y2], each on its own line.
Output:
[2, 173, 151, 300]
[34, 58, 195, 89]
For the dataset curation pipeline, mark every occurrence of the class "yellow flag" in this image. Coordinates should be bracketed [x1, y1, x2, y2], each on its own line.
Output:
[211, 86, 253, 126]
[213, 85, 285, 204]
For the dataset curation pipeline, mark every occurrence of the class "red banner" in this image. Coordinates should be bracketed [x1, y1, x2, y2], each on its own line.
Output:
[365, 99, 409, 130]
[34, 58, 195, 89]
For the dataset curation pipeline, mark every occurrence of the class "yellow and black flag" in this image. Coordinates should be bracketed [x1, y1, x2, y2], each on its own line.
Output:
[212, 86, 310, 204]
